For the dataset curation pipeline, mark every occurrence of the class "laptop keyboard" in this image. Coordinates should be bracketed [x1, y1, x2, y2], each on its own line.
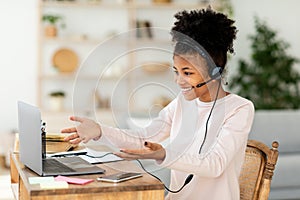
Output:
[43, 158, 75, 173]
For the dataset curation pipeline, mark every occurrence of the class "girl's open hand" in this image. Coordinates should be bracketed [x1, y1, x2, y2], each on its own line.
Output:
[61, 116, 101, 144]
[114, 141, 166, 162]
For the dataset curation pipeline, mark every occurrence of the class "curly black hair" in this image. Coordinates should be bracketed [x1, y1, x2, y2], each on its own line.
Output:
[171, 8, 237, 68]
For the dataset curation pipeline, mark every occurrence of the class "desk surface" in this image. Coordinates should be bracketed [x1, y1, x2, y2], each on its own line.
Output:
[10, 144, 164, 200]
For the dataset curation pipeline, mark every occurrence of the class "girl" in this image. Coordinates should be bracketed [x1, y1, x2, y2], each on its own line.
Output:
[62, 8, 254, 200]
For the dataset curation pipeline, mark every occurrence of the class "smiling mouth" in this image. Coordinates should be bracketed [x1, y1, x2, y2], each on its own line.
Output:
[181, 87, 193, 92]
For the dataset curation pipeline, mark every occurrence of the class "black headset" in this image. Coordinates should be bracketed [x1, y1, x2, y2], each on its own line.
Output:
[177, 37, 223, 152]
[209, 66, 223, 80]
[195, 66, 223, 88]
[177, 37, 223, 89]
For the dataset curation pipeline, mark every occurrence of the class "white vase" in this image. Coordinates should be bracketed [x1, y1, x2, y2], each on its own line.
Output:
[49, 97, 64, 111]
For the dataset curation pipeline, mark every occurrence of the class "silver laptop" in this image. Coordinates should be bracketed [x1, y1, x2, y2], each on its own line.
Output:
[17, 101, 105, 176]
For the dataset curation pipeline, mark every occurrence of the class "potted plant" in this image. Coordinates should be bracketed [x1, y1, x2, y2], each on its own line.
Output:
[229, 17, 300, 197]
[49, 91, 65, 111]
[42, 14, 65, 37]
[229, 16, 300, 110]
[229, 16, 300, 150]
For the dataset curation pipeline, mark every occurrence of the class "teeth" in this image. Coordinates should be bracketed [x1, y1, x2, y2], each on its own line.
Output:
[181, 87, 193, 92]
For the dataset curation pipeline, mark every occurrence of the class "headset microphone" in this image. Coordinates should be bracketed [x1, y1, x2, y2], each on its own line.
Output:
[193, 66, 223, 88]
[193, 78, 215, 88]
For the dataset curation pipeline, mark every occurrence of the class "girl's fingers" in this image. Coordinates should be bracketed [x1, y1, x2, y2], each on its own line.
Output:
[120, 148, 146, 155]
[61, 127, 77, 133]
[63, 133, 79, 141]
[144, 141, 162, 151]
[70, 116, 84, 123]
[69, 137, 82, 145]
[114, 152, 142, 160]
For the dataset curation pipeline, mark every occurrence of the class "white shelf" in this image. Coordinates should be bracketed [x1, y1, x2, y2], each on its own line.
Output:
[43, 37, 108, 45]
[41, 1, 216, 9]
[39, 74, 122, 80]
[38, 0, 218, 117]
[134, 2, 216, 9]
[42, 1, 131, 8]
[43, 36, 171, 46]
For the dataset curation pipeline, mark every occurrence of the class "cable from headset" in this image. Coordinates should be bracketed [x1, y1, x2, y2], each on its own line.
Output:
[84, 151, 193, 193]
[82, 81, 221, 191]
[85, 152, 114, 159]
[81, 82, 221, 193]
[198, 80, 221, 154]
[135, 159, 193, 193]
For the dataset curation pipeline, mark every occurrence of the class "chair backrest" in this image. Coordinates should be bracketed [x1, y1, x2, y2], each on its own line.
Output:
[239, 140, 279, 200]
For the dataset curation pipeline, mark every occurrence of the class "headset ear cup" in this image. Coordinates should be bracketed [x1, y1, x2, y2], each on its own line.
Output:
[210, 67, 222, 79]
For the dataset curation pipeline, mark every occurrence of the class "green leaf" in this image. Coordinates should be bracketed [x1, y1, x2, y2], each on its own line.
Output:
[229, 16, 300, 109]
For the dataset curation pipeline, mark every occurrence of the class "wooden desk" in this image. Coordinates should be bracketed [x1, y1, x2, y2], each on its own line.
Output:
[10, 151, 164, 200]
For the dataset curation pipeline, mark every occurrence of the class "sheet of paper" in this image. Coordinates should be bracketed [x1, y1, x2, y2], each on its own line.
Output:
[46, 147, 122, 164]
[29, 176, 69, 189]
[79, 148, 123, 164]
[46, 149, 87, 157]
[55, 175, 94, 185]
[40, 181, 69, 189]
[28, 176, 55, 184]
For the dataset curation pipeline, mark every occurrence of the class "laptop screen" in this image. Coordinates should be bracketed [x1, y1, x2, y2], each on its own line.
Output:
[18, 101, 43, 176]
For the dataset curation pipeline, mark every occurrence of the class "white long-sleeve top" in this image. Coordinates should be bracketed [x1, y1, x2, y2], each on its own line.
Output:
[100, 93, 255, 200]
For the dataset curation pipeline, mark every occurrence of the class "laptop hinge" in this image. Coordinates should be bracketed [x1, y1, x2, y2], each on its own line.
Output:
[41, 121, 46, 159]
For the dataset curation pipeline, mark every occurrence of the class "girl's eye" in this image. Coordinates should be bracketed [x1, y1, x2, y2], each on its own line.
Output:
[173, 70, 178, 75]
[184, 72, 193, 76]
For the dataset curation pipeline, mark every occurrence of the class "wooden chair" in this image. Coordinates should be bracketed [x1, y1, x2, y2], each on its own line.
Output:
[239, 140, 279, 200]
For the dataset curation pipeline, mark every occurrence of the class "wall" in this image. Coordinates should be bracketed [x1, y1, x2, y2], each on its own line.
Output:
[0, 1, 38, 137]
[228, 0, 300, 80]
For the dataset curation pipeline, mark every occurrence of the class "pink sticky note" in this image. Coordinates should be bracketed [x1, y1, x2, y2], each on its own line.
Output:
[55, 175, 94, 185]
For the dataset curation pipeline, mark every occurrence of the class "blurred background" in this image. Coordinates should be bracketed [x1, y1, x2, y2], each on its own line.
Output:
[1, 0, 300, 199]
